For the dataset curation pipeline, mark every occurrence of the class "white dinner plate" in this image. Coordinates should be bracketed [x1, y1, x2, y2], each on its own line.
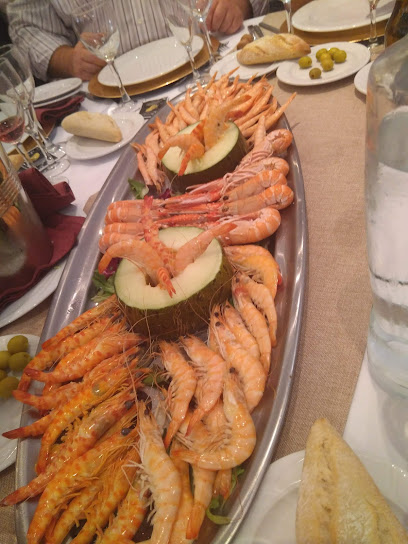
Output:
[0, 259, 66, 329]
[0, 334, 40, 472]
[292, 0, 394, 33]
[97, 35, 204, 87]
[33, 78, 82, 105]
[354, 60, 373, 96]
[65, 111, 144, 161]
[276, 42, 371, 87]
[210, 50, 281, 81]
[234, 450, 408, 543]
[34, 88, 83, 108]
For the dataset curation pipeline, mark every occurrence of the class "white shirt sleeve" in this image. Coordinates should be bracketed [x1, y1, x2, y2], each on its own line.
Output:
[7, 0, 77, 82]
[7, 0, 170, 82]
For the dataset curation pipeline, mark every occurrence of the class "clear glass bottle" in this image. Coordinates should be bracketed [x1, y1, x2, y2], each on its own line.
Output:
[384, 0, 408, 48]
[365, 34, 408, 396]
[0, 144, 52, 296]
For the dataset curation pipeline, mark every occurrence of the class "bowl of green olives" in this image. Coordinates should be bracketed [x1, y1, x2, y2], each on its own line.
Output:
[0, 334, 39, 471]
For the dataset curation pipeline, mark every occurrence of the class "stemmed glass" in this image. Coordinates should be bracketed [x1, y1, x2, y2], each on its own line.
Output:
[179, 0, 216, 67]
[0, 72, 32, 169]
[71, 0, 137, 113]
[368, 0, 380, 54]
[282, 0, 293, 34]
[159, 0, 206, 84]
[0, 58, 67, 177]
[0, 45, 68, 164]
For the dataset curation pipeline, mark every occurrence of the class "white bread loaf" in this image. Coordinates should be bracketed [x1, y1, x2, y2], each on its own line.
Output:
[296, 418, 408, 544]
[61, 111, 122, 142]
[237, 33, 310, 65]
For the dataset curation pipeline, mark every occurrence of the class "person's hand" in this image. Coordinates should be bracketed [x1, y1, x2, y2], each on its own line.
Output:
[70, 41, 107, 81]
[206, 0, 252, 34]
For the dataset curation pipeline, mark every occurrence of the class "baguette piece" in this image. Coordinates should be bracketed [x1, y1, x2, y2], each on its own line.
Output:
[237, 33, 310, 65]
[61, 111, 122, 143]
[296, 418, 408, 544]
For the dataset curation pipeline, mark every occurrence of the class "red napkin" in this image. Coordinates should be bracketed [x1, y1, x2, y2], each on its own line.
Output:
[0, 168, 85, 312]
[19, 168, 76, 219]
[35, 94, 85, 128]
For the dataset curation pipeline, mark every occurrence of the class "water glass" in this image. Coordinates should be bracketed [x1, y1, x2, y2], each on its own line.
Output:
[179, 0, 216, 67]
[282, 0, 293, 33]
[368, 0, 380, 55]
[159, 0, 204, 84]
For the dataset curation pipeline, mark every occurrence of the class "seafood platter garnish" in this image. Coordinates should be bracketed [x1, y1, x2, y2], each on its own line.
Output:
[2, 68, 304, 544]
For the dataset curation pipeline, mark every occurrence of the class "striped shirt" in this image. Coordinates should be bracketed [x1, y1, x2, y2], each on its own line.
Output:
[7, 0, 269, 82]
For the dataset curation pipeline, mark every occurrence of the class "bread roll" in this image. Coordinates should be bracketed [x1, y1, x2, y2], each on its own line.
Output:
[62, 111, 122, 143]
[296, 418, 408, 544]
[237, 33, 310, 65]
[8, 153, 25, 172]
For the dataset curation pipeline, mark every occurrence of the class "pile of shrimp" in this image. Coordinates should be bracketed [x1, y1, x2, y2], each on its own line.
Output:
[1, 243, 281, 544]
[1, 73, 291, 544]
[100, 125, 295, 279]
[131, 69, 296, 190]
[97, 74, 297, 289]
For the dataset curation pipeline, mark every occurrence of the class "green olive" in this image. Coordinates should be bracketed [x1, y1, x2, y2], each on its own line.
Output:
[8, 352, 32, 372]
[321, 57, 334, 71]
[328, 47, 340, 59]
[316, 48, 328, 61]
[298, 55, 312, 68]
[0, 370, 7, 381]
[309, 67, 322, 79]
[333, 50, 347, 63]
[0, 376, 19, 398]
[319, 52, 332, 64]
[0, 351, 10, 370]
[7, 335, 29, 355]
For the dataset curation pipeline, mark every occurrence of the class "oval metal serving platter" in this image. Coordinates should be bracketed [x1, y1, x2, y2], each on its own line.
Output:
[15, 95, 308, 544]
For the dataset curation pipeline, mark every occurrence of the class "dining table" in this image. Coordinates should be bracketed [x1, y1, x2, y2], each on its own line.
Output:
[1, 9, 407, 544]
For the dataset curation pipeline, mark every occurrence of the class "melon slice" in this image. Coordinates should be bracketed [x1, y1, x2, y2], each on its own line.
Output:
[114, 227, 232, 339]
[161, 121, 247, 192]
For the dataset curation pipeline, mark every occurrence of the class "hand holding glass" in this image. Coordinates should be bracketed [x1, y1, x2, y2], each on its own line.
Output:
[72, 0, 137, 113]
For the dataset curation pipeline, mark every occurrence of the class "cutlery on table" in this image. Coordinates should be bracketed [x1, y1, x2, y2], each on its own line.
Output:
[259, 21, 281, 34]
[248, 24, 264, 40]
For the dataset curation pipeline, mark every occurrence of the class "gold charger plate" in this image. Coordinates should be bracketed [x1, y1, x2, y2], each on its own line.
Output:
[280, 18, 387, 44]
[89, 36, 219, 99]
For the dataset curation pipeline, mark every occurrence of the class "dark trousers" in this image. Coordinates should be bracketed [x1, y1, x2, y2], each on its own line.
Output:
[0, 13, 10, 46]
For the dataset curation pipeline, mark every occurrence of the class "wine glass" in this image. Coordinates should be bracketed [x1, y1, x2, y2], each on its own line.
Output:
[159, 0, 206, 85]
[368, 0, 380, 55]
[71, 0, 137, 113]
[282, 0, 293, 34]
[0, 44, 68, 164]
[0, 57, 67, 178]
[0, 72, 33, 169]
[178, 0, 216, 67]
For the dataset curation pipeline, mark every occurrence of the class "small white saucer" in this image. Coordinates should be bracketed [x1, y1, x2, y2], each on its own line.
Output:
[65, 111, 144, 161]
